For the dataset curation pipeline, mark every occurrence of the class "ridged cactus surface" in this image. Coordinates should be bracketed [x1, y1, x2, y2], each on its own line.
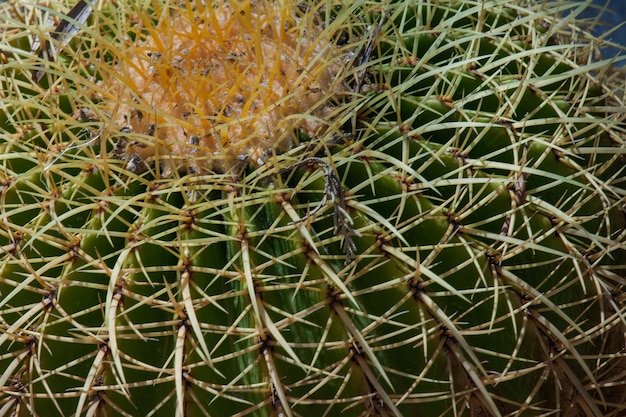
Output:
[1, 0, 626, 416]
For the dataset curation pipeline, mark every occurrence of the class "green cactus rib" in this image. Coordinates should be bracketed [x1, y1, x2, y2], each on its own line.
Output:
[1, 0, 626, 416]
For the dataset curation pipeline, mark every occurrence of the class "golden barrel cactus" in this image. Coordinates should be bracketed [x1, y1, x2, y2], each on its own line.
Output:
[1, 0, 625, 416]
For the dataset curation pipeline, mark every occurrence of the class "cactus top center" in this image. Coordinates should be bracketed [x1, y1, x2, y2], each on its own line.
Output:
[101, 0, 347, 174]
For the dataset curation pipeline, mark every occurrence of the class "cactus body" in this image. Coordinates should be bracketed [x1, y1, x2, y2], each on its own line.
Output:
[1, 0, 625, 416]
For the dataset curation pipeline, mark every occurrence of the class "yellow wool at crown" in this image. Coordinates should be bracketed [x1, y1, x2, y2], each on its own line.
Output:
[101, 0, 347, 174]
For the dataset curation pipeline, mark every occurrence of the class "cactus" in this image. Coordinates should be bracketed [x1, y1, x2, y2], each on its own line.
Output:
[1, 0, 625, 416]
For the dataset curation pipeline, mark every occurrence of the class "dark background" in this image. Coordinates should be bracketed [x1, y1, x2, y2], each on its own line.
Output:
[577, 0, 626, 64]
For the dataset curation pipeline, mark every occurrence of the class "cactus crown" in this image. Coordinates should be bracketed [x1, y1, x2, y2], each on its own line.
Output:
[99, 0, 352, 174]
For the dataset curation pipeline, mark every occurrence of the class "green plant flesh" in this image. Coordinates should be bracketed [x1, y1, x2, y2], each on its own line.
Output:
[1, 0, 625, 416]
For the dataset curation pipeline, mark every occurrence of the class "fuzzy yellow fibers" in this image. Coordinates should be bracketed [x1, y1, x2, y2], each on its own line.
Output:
[103, 0, 346, 174]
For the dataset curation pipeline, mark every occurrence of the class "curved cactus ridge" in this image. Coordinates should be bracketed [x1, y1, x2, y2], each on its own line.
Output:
[1, 0, 626, 416]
